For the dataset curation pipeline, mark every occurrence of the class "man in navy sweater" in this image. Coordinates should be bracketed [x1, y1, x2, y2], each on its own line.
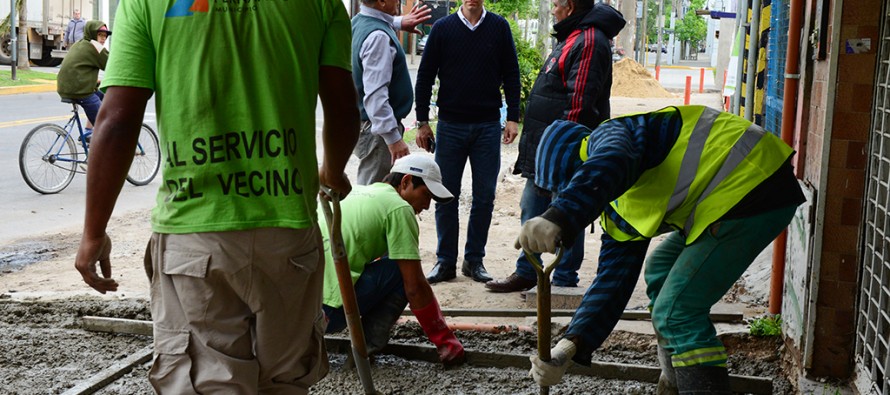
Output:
[414, 0, 521, 284]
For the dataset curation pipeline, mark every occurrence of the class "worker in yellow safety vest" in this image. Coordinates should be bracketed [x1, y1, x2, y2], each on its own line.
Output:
[519, 105, 806, 394]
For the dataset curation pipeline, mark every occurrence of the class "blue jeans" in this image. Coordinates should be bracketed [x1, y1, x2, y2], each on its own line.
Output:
[323, 258, 405, 333]
[514, 178, 586, 286]
[73, 91, 104, 125]
[434, 120, 502, 266]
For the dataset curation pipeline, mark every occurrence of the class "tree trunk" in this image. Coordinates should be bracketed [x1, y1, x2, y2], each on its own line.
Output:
[16, 0, 29, 70]
[618, 0, 635, 59]
[536, 0, 550, 59]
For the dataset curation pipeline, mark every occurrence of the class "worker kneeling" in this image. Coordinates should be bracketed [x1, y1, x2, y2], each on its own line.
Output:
[521, 106, 805, 393]
[320, 154, 466, 365]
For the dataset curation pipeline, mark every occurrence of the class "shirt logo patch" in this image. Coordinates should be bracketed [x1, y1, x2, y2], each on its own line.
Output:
[545, 57, 557, 73]
[166, 0, 209, 17]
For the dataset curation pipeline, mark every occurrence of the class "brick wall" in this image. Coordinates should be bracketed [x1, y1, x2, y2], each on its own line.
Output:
[802, 0, 879, 379]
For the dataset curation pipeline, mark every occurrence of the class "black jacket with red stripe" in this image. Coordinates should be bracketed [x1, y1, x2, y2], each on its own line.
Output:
[513, 3, 626, 178]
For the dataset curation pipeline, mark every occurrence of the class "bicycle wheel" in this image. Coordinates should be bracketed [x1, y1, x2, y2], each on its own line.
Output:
[126, 123, 161, 186]
[19, 124, 78, 194]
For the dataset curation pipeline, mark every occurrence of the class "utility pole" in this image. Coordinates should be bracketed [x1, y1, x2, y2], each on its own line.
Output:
[640, 0, 648, 65]
[655, 0, 664, 67]
[10, 0, 16, 80]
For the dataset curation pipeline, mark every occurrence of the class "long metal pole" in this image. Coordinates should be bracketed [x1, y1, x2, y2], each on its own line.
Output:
[768, 0, 805, 316]
[10, 0, 16, 80]
[743, 0, 762, 121]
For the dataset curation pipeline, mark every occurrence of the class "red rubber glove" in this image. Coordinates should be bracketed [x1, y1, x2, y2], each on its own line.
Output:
[411, 298, 465, 365]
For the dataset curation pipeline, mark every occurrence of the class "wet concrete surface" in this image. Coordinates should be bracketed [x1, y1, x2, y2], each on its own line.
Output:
[0, 297, 791, 394]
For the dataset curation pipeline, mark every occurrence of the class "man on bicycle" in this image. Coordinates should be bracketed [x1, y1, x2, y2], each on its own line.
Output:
[57, 20, 111, 139]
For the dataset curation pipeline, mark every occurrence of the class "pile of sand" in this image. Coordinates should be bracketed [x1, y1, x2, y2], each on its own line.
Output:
[611, 58, 675, 98]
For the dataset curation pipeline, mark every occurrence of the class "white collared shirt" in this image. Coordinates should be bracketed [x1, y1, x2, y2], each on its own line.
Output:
[457, 6, 487, 31]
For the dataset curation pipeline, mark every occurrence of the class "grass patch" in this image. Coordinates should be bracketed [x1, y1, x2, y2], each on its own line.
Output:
[748, 314, 782, 337]
[0, 68, 58, 87]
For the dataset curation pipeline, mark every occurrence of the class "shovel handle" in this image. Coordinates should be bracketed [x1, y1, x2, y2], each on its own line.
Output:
[320, 188, 378, 394]
[525, 247, 564, 395]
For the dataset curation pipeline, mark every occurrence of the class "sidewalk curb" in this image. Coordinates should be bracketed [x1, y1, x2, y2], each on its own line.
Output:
[0, 82, 57, 95]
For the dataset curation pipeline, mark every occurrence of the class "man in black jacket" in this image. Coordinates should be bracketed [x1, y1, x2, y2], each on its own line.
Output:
[486, 1, 625, 293]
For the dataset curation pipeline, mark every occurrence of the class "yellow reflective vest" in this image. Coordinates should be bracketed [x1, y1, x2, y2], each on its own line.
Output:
[597, 106, 794, 244]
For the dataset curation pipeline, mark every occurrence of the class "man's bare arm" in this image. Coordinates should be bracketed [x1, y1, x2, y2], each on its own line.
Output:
[318, 66, 360, 198]
[74, 86, 153, 293]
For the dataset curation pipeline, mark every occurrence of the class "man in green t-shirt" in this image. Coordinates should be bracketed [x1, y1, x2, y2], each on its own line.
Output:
[321, 154, 465, 365]
[73, 1, 360, 393]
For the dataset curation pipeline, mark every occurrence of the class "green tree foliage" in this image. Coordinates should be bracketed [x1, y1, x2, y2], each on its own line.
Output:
[675, 0, 708, 49]
[646, 0, 673, 45]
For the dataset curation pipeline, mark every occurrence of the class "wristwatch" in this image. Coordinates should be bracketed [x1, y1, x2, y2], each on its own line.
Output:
[417, 121, 429, 127]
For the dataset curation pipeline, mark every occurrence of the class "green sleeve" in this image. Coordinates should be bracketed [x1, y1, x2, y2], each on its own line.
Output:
[100, 0, 155, 91]
[319, 0, 352, 72]
[385, 206, 421, 261]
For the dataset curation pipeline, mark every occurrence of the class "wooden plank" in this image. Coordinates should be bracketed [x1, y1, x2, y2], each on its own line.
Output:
[61, 346, 153, 395]
[325, 337, 772, 394]
[401, 309, 744, 323]
[82, 316, 153, 336]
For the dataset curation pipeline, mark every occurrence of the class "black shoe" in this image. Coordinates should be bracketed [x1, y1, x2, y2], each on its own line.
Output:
[461, 260, 493, 283]
[485, 273, 537, 293]
[426, 262, 456, 284]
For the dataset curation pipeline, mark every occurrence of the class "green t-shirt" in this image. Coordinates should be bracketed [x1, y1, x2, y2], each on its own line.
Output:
[101, 0, 352, 233]
[320, 184, 421, 308]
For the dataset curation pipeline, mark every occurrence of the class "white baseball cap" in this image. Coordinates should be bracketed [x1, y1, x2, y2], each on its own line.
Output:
[391, 154, 454, 203]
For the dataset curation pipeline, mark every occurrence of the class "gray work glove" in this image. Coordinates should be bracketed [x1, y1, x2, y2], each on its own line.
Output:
[528, 338, 576, 386]
[515, 217, 562, 254]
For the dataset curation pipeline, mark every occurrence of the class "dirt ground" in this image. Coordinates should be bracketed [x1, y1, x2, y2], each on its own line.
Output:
[0, 92, 793, 394]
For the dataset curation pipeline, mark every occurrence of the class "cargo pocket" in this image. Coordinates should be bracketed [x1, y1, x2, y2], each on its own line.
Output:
[149, 327, 197, 394]
[161, 250, 212, 320]
[296, 312, 330, 386]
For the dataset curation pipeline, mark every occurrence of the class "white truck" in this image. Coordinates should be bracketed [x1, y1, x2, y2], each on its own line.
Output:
[1, 0, 110, 66]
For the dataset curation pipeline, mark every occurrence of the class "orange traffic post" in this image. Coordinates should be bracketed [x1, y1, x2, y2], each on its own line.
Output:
[655, 65, 661, 81]
[699, 68, 705, 93]
[684, 76, 692, 105]
[723, 70, 728, 89]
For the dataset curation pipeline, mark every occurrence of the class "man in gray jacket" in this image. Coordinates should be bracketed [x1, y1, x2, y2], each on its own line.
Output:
[351, 0, 430, 184]
[65, 9, 86, 48]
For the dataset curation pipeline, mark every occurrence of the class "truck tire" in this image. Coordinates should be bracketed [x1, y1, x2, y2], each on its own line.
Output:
[33, 46, 62, 67]
[0, 35, 12, 65]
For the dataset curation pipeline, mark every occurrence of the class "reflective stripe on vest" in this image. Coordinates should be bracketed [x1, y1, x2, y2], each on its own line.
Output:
[599, 106, 792, 244]
[666, 107, 720, 214]
[683, 123, 765, 234]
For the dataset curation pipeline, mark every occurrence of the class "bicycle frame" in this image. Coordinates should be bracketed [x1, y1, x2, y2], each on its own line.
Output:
[45, 104, 89, 167]
[46, 104, 149, 168]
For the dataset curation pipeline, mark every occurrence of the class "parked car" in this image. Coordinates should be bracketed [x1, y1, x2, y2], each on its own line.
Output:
[647, 43, 667, 53]
[416, 35, 428, 54]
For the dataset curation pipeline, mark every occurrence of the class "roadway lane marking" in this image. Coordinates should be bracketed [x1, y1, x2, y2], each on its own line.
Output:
[0, 115, 71, 129]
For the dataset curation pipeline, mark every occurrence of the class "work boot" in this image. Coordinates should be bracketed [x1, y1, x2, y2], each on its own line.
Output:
[461, 260, 492, 283]
[485, 272, 537, 293]
[362, 293, 408, 355]
[426, 262, 456, 284]
[675, 365, 731, 394]
[656, 345, 678, 395]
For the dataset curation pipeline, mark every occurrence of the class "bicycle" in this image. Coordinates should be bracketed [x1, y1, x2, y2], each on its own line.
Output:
[18, 99, 161, 194]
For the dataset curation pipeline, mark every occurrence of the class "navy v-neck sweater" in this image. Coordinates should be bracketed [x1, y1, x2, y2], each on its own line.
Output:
[415, 12, 521, 124]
